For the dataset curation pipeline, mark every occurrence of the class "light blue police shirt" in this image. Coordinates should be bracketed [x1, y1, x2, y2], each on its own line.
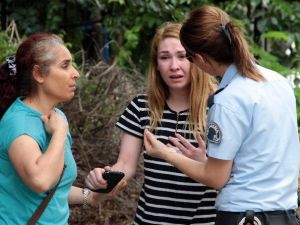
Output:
[206, 64, 300, 212]
[0, 97, 77, 224]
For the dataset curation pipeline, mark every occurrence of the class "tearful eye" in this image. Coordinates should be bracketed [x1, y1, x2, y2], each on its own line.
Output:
[159, 56, 170, 60]
[179, 55, 187, 60]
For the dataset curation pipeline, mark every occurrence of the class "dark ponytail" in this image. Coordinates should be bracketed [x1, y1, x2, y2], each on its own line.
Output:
[0, 58, 18, 119]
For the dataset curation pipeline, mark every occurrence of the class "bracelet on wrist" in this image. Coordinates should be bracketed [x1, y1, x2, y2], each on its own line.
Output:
[82, 188, 90, 209]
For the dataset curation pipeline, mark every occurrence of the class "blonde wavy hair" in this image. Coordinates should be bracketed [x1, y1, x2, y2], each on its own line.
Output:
[147, 22, 217, 138]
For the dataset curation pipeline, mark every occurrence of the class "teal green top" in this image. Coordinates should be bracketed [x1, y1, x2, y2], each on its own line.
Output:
[0, 97, 77, 225]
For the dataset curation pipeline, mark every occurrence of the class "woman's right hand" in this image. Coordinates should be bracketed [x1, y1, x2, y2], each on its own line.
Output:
[41, 110, 68, 135]
[85, 167, 127, 195]
[85, 167, 108, 190]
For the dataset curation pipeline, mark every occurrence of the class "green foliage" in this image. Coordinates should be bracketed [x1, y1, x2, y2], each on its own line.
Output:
[223, 0, 300, 69]
[92, 0, 211, 71]
[4, 0, 84, 56]
[261, 31, 289, 41]
[1, 0, 300, 130]
[252, 45, 289, 74]
[45, 0, 65, 31]
[0, 32, 18, 62]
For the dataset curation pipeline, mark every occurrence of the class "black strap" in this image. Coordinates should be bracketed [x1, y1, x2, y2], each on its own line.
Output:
[207, 86, 227, 109]
[27, 165, 66, 225]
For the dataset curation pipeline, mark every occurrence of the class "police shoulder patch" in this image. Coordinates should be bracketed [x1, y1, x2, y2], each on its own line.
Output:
[206, 121, 222, 144]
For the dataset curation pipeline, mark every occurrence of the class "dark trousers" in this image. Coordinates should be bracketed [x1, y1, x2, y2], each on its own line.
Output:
[215, 210, 299, 225]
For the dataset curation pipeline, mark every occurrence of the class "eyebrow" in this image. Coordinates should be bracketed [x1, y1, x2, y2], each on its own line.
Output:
[158, 50, 186, 54]
[60, 59, 72, 64]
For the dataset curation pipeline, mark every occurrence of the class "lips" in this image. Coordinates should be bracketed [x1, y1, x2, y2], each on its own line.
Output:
[69, 85, 76, 91]
[170, 75, 184, 79]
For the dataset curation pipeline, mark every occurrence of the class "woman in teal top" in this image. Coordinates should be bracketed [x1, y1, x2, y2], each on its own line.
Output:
[0, 32, 110, 224]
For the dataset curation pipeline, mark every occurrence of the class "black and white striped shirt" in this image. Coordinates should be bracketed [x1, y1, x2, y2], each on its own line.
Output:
[116, 95, 217, 225]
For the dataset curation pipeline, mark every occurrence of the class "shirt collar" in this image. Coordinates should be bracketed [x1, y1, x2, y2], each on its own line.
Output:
[218, 64, 239, 89]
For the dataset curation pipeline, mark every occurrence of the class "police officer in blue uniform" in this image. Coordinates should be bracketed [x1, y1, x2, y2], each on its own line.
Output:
[143, 5, 300, 225]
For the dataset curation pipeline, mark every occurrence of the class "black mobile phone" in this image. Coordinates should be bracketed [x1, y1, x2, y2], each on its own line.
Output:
[92, 171, 125, 193]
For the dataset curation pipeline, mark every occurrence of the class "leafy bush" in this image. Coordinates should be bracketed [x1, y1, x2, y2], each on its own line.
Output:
[0, 30, 18, 61]
[61, 61, 146, 225]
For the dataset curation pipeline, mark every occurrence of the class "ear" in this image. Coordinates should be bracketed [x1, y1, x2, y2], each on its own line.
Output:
[32, 65, 45, 84]
[194, 53, 206, 64]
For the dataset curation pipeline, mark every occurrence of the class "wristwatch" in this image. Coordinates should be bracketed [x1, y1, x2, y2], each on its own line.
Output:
[82, 188, 90, 209]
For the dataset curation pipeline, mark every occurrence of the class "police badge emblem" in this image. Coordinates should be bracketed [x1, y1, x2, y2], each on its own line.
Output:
[206, 121, 222, 144]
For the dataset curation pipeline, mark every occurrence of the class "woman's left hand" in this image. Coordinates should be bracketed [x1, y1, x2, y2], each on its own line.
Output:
[144, 129, 177, 160]
[168, 133, 207, 162]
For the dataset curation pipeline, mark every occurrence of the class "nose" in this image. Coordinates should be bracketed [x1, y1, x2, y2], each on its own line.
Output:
[170, 57, 180, 70]
[72, 66, 80, 79]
